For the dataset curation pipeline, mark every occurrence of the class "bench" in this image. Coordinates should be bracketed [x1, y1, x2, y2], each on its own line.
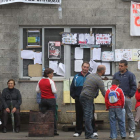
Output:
[65, 110, 136, 127]
[20, 110, 61, 113]
[66, 110, 108, 113]
[66, 110, 135, 113]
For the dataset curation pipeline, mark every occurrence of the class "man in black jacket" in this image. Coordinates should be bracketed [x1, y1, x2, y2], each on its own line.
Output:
[1, 79, 22, 133]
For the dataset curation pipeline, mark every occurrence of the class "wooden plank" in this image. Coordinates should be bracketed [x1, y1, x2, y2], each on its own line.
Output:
[26, 46, 42, 49]
[20, 110, 61, 113]
[66, 110, 135, 113]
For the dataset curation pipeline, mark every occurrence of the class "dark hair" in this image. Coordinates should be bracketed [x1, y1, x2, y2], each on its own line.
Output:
[43, 68, 54, 77]
[112, 79, 120, 85]
[7, 79, 16, 85]
[82, 61, 90, 67]
[139, 81, 140, 84]
[119, 60, 128, 66]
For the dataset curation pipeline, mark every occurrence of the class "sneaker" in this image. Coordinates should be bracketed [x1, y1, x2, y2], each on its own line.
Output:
[121, 137, 126, 139]
[85, 135, 98, 139]
[0, 121, 2, 125]
[54, 132, 59, 136]
[93, 132, 98, 137]
[73, 133, 80, 137]
[129, 132, 134, 139]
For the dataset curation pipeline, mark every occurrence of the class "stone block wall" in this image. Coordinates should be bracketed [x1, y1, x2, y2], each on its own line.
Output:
[0, 0, 139, 127]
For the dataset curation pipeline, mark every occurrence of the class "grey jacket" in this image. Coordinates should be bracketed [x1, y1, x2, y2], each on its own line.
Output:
[80, 73, 106, 100]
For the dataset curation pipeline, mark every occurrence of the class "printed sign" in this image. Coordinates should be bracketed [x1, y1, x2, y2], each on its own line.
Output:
[48, 41, 61, 59]
[115, 49, 132, 61]
[78, 33, 94, 44]
[102, 51, 114, 61]
[96, 34, 111, 45]
[27, 30, 40, 46]
[62, 33, 77, 45]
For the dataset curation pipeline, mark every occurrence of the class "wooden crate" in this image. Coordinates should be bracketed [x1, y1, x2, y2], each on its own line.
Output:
[28, 110, 54, 137]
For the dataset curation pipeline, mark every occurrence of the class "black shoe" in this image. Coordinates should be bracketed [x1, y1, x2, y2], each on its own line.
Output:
[85, 135, 98, 139]
[2, 128, 7, 133]
[15, 127, 19, 133]
[54, 132, 59, 136]
[121, 137, 126, 139]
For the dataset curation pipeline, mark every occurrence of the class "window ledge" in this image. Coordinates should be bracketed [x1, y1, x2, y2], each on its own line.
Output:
[18, 77, 66, 82]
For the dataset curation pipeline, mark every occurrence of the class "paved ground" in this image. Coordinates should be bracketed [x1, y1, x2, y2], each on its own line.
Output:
[0, 130, 140, 140]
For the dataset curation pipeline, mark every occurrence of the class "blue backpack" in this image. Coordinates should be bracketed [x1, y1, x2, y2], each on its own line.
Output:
[36, 93, 41, 104]
[108, 87, 120, 103]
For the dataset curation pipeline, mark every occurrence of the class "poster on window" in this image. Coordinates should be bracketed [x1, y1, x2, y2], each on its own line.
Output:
[27, 30, 40, 46]
[78, 33, 94, 44]
[62, 33, 77, 44]
[48, 41, 61, 59]
[130, 1, 140, 36]
[102, 51, 114, 61]
[96, 34, 111, 45]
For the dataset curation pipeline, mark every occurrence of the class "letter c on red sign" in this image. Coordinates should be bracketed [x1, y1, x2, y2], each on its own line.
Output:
[135, 17, 140, 26]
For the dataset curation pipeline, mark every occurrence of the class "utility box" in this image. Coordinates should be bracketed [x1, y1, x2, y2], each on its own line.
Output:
[28, 110, 54, 137]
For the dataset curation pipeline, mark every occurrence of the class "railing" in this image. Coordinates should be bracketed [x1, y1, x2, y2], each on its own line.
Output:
[0, 0, 61, 5]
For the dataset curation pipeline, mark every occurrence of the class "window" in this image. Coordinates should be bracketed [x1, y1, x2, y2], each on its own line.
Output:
[70, 28, 90, 76]
[19, 26, 115, 80]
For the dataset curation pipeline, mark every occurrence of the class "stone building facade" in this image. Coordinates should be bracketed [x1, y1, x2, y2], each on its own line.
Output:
[0, 0, 139, 129]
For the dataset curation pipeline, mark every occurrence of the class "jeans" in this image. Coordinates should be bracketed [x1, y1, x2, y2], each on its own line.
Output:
[41, 98, 57, 133]
[109, 108, 126, 139]
[80, 95, 94, 138]
[117, 108, 125, 136]
[75, 97, 97, 135]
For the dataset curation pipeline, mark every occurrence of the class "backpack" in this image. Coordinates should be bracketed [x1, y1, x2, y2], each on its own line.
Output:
[36, 93, 41, 104]
[108, 87, 120, 103]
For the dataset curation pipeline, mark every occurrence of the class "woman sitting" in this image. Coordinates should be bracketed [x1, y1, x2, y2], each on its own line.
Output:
[1, 79, 22, 133]
[36, 68, 59, 136]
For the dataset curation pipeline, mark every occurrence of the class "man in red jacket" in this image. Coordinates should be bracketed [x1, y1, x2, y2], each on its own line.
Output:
[105, 79, 126, 140]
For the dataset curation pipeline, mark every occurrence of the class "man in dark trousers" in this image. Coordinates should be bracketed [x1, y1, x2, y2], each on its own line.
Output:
[113, 60, 137, 139]
[70, 62, 98, 137]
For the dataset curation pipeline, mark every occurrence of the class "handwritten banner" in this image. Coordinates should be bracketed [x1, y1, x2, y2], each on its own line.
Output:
[130, 1, 140, 36]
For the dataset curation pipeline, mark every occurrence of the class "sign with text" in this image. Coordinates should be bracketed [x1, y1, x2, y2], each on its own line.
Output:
[62, 33, 77, 45]
[96, 34, 111, 45]
[130, 1, 140, 36]
[0, 0, 61, 5]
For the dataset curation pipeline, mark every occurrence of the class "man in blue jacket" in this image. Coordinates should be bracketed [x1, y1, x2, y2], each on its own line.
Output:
[70, 62, 98, 138]
[113, 60, 137, 139]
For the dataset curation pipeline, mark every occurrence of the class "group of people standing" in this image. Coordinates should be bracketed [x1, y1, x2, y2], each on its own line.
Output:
[70, 60, 139, 140]
[0, 59, 140, 140]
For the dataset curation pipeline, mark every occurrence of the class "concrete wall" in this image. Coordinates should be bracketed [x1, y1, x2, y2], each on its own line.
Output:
[0, 0, 139, 127]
